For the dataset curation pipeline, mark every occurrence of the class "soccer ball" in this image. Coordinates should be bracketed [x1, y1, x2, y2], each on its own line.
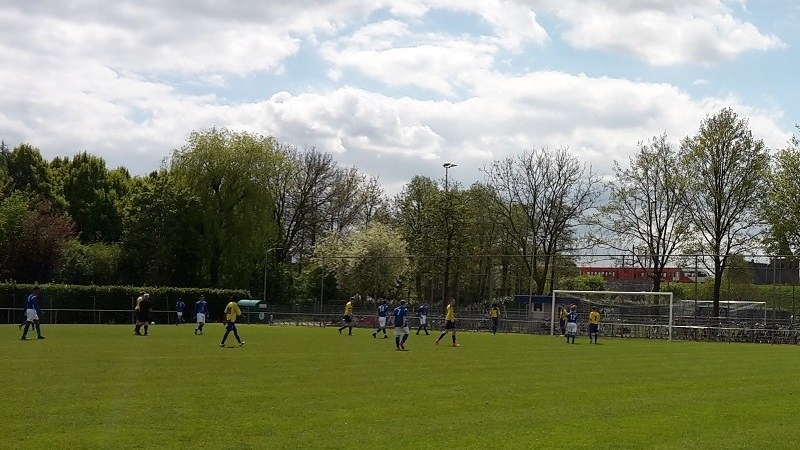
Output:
[150, 321, 155, 325]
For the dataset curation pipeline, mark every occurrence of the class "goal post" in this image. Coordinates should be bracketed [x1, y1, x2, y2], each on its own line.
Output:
[551, 290, 675, 340]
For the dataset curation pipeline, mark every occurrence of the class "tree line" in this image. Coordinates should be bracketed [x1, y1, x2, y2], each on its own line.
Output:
[1, 110, 798, 316]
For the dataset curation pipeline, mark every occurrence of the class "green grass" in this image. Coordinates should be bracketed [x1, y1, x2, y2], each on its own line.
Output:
[2, 324, 800, 449]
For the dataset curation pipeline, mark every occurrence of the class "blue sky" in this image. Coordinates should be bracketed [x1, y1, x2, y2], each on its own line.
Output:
[1, 0, 797, 195]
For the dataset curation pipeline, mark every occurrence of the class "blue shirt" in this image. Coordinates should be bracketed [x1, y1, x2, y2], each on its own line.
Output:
[418, 305, 428, 316]
[393, 305, 408, 327]
[25, 293, 40, 311]
[567, 311, 577, 323]
[195, 300, 208, 314]
[377, 304, 389, 317]
[176, 301, 185, 312]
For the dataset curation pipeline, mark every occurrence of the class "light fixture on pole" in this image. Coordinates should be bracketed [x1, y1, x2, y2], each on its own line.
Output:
[442, 162, 457, 192]
[441, 162, 457, 303]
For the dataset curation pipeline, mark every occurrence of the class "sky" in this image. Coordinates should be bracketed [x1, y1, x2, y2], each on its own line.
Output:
[1, 0, 798, 195]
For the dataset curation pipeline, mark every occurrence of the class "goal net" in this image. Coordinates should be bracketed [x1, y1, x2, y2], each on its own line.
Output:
[551, 290, 675, 339]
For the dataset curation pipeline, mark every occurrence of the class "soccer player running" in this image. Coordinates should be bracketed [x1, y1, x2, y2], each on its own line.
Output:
[194, 295, 209, 335]
[175, 298, 186, 325]
[372, 299, 390, 339]
[393, 300, 410, 351]
[566, 305, 578, 344]
[220, 296, 245, 348]
[489, 303, 500, 335]
[588, 306, 601, 344]
[416, 303, 429, 335]
[20, 287, 45, 340]
[435, 298, 459, 347]
[338, 296, 355, 335]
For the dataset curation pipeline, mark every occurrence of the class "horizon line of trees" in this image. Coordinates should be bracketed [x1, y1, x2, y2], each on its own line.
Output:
[2, 109, 799, 317]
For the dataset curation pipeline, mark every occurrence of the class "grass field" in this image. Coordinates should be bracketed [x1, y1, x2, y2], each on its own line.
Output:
[2, 324, 800, 449]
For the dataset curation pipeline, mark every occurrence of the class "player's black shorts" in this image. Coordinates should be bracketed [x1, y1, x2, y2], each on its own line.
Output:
[445, 320, 455, 330]
[588, 323, 599, 334]
[491, 317, 499, 326]
[343, 315, 352, 323]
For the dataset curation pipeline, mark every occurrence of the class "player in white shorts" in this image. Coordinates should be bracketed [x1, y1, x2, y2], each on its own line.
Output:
[566, 305, 578, 344]
[416, 303, 429, 335]
[372, 299, 389, 339]
[393, 300, 410, 350]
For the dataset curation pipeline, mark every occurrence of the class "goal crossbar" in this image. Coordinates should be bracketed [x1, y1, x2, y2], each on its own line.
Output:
[551, 290, 674, 340]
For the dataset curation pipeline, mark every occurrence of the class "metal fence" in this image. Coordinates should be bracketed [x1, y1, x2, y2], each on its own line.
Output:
[5, 304, 800, 345]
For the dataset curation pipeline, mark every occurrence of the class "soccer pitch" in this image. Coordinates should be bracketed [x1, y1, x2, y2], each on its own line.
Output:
[2, 325, 800, 449]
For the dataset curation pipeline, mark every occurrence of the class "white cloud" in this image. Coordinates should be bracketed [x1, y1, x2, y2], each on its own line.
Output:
[0, 0, 793, 196]
[543, 0, 785, 66]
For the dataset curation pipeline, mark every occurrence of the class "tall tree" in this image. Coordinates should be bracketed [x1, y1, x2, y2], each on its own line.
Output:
[484, 147, 601, 294]
[762, 125, 800, 255]
[316, 223, 408, 300]
[4, 144, 61, 206]
[170, 128, 282, 288]
[270, 145, 376, 265]
[0, 192, 75, 283]
[391, 176, 441, 302]
[118, 172, 204, 286]
[56, 152, 128, 243]
[680, 108, 769, 318]
[594, 134, 691, 291]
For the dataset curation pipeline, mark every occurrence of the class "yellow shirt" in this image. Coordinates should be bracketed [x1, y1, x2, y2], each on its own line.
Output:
[445, 304, 455, 321]
[225, 301, 242, 322]
[559, 309, 568, 319]
[489, 307, 500, 318]
[344, 301, 353, 316]
[589, 311, 601, 325]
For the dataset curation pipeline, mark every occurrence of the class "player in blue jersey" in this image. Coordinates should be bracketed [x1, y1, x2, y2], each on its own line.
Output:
[393, 300, 410, 350]
[566, 305, 578, 343]
[20, 287, 45, 340]
[416, 303, 429, 335]
[372, 299, 390, 339]
[175, 298, 186, 325]
[194, 295, 209, 335]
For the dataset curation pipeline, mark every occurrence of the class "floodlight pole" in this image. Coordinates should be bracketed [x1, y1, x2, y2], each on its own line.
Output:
[442, 162, 457, 302]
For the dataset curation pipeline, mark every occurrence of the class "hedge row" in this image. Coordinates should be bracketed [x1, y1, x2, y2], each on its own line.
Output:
[0, 283, 251, 316]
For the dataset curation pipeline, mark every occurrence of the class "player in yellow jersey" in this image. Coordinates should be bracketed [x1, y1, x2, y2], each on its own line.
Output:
[435, 298, 459, 347]
[489, 303, 500, 335]
[558, 305, 568, 336]
[220, 296, 245, 347]
[588, 306, 601, 344]
[338, 296, 355, 335]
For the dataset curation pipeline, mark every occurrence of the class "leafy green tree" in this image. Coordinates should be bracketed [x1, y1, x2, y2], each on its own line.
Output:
[391, 176, 440, 302]
[0, 192, 75, 283]
[594, 134, 691, 291]
[680, 108, 770, 318]
[4, 144, 61, 206]
[170, 128, 282, 288]
[0, 140, 11, 196]
[55, 152, 128, 243]
[316, 223, 408, 300]
[56, 240, 122, 285]
[559, 274, 607, 291]
[118, 171, 205, 287]
[763, 125, 800, 254]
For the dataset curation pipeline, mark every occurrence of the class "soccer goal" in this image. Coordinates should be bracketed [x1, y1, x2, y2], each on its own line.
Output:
[551, 290, 675, 340]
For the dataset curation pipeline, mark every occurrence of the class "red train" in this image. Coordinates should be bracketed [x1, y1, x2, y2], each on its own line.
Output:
[578, 266, 708, 283]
